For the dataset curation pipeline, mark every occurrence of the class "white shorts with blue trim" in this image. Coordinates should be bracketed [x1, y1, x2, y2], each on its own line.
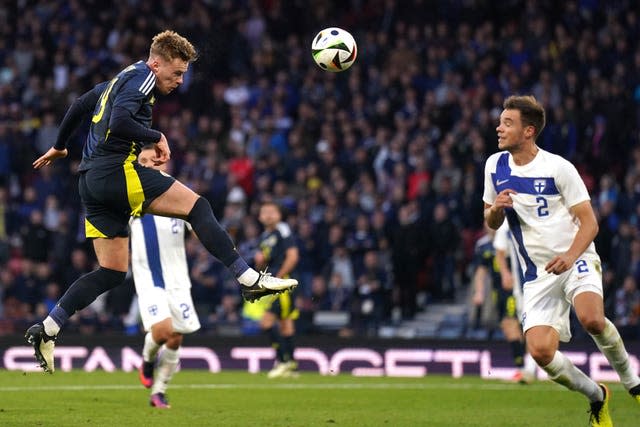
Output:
[521, 257, 602, 342]
[136, 285, 201, 334]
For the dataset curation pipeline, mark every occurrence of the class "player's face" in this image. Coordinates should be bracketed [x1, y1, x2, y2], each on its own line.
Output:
[496, 109, 528, 151]
[259, 205, 281, 228]
[150, 56, 189, 95]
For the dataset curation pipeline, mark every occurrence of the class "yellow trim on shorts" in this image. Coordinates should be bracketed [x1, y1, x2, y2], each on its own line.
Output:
[85, 218, 107, 238]
[505, 295, 517, 318]
[124, 148, 144, 217]
[279, 292, 300, 320]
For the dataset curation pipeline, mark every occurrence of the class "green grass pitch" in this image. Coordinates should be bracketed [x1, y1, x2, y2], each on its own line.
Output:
[0, 370, 637, 426]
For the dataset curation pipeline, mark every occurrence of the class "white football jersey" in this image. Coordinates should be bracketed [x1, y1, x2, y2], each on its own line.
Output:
[130, 215, 192, 290]
[483, 148, 599, 283]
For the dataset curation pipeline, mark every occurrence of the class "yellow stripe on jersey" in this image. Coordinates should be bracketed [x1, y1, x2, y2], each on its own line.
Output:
[85, 218, 108, 238]
[124, 148, 144, 217]
[92, 77, 119, 124]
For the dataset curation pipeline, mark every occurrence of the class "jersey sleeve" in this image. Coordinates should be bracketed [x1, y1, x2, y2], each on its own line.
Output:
[472, 239, 489, 269]
[492, 221, 509, 251]
[112, 69, 155, 115]
[482, 154, 499, 205]
[109, 107, 161, 142]
[107, 67, 160, 143]
[554, 157, 591, 209]
[54, 81, 109, 150]
[276, 223, 296, 249]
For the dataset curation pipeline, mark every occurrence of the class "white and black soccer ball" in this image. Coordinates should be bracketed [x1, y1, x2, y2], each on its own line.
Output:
[311, 27, 357, 72]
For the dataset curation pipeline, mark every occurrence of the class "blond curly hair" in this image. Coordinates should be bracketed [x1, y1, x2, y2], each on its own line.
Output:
[149, 30, 197, 62]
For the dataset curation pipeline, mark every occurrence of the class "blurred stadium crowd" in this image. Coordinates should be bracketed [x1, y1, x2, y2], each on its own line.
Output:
[1, 0, 640, 338]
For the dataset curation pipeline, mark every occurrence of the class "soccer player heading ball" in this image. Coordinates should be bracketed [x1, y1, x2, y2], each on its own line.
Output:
[26, 30, 297, 375]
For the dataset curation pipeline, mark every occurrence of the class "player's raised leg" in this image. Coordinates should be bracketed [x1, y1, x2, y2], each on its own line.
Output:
[574, 292, 640, 405]
[25, 237, 128, 373]
[146, 181, 297, 299]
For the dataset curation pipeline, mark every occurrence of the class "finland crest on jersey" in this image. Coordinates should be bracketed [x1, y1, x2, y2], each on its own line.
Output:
[533, 179, 546, 193]
[483, 148, 600, 283]
[130, 215, 191, 290]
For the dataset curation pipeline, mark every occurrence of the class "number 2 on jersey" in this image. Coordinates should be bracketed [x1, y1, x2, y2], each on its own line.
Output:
[180, 303, 191, 319]
[171, 218, 180, 234]
[536, 196, 549, 217]
[576, 259, 588, 273]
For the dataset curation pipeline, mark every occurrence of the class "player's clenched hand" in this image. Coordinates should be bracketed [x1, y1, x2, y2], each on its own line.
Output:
[152, 133, 171, 165]
[33, 147, 68, 169]
[493, 189, 517, 210]
[545, 253, 575, 275]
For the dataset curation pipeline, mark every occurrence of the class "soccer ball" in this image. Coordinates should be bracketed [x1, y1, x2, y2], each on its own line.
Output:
[311, 27, 357, 72]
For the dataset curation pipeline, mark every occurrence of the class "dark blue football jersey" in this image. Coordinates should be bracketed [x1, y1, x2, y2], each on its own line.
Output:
[259, 222, 297, 274]
[79, 61, 156, 171]
[473, 233, 501, 289]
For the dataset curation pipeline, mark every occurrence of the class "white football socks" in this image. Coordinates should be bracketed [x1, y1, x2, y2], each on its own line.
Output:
[151, 347, 180, 395]
[543, 351, 603, 402]
[591, 318, 640, 391]
[43, 316, 60, 336]
[523, 353, 537, 378]
[142, 332, 161, 363]
[238, 268, 260, 287]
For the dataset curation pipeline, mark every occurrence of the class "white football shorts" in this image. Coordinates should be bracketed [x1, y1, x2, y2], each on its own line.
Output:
[137, 286, 201, 334]
[521, 257, 602, 342]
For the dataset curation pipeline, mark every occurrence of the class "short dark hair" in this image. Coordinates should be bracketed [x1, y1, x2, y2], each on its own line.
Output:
[261, 200, 289, 219]
[261, 200, 282, 213]
[503, 95, 546, 139]
[150, 30, 197, 62]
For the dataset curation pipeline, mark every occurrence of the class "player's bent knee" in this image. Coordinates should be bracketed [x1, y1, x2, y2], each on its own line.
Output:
[166, 334, 183, 350]
[527, 345, 554, 366]
[581, 317, 605, 335]
[151, 319, 175, 343]
[154, 329, 174, 343]
[525, 334, 556, 365]
[148, 181, 199, 218]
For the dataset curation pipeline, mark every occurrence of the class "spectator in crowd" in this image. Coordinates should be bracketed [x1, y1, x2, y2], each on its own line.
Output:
[20, 210, 50, 264]
[391, 203, 425, 320]
[351, 250, 389, 336]
[427, 202, 460, 301]
[614, 275, 640, 339]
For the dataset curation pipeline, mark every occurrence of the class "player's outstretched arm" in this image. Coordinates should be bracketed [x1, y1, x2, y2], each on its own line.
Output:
[277, 246, 300, 278]
[33, 82, 107, 169]
[33, 147, 68, 169]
